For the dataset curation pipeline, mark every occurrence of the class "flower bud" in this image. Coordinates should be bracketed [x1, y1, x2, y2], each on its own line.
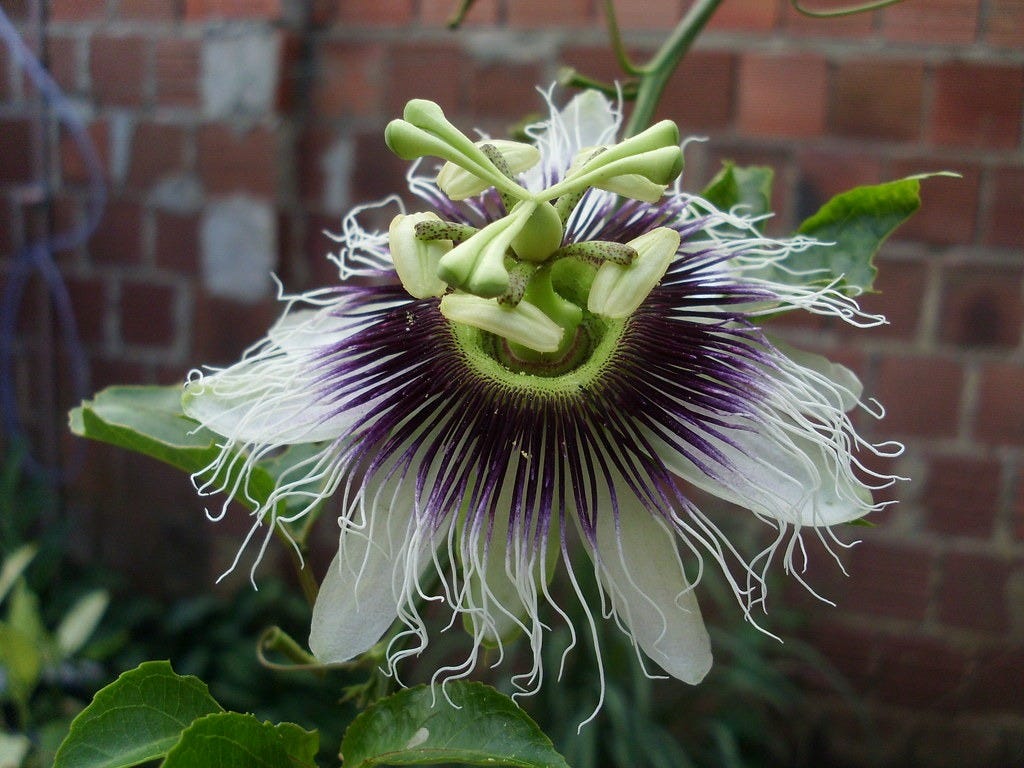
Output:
[388, 213, 450, 299]
[587, 227, 680, 318]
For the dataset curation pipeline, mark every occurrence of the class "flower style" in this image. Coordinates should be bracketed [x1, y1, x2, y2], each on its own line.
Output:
[183, 89, 900, 701]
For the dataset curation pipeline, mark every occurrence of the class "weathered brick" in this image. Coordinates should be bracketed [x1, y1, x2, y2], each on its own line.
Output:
[963, 648, 1024, 712]
[51, 0, 106, 21]
[707, 0, 778, 31]
[507, 0, 592, 26]
[468, 62, 546, 120]
[655, 50, 736, 131]
[873, 635, 970, 709]
[888, 159, 979, 246]
[184, 0, 281, 20]
[881, 0, 979, 44]
[796, 148, 882, 220]
[154, 39, 201, 108]
[0, 118, 35, 185]
[922, 454, 1002, 538]
[126, 123, 187, 190]
[351, 129, 410, 205]
[939, 264, 1023, 348]
[60, 120, 110, 185]
[334, 0, 414, 25]
[975, 363, 1024, 446]
[983, 166, 1024, 248]
[612, 0, 682, 30]
[800, 620, 877, 692]
[90, 35, 148, 107]
[385, 43, 467, 116]
[875, 355, 963, 439]
[119, 0, 179, 20]
[120, 280, 178, 347]
[419, 0, 498, 26]
[1016, 466, 1024, 542]
[737, 52, 828, 138]
[830, 60, 924, 142]
[66, 276, 108, 345]
[46, 36, 80, 94]
[197, 125, 277, 196]
[88, 200, 143, 264]
[833, 539, 934, 622]
[938, 551, 1013, 633]
[311, 41, 384, 117]
[155, 211, 201, 273]
[931, 62, 1023, 149]
[851, 257, 927, 340]
[192, 291, 278, 366]
[986, 0, 1024, 47]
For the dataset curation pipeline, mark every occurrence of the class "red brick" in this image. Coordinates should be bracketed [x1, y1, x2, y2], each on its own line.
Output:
[60, 121, 110, 185]
[939, 264, 1023, 348]
[311, 41, 384, 117]
[801, 620, 877, 692]
[963, 648, 1024, 711]
[0, 118, 35, 185]
[297, 126, 335, 205]
[830, 61, 924, 142]
[737, 52, 828, 138]
[419, 0, 498, 26]
[983, 166, 1024, 248]
[385, 43, 467, 116]
[938, 551, 1013, 633]
[468, 62, 546, 121]
[126, 123, 187, 190]
[851, 257, 927, 340]
[197, 125, 278, 196]
[922, 455, 1002, 538]
[881, 0, 979, 44]
[154, 39, 201, 108]
[51, 0, 106, 21]
[89, 200, 143, 264]
[90, 36, 148, 107]
[184, 0, 281, 19]
[781, 0, 876, 37]
[828, 539, 934, 621]
[888, 160, 979, 246]
[351, 129, 410, 205]
[333, 0, 414, 25]
[655, 50, 736, 131]
[612, 0, 682, 31]
[707, 0, 779, 31]
[875, 355, 963, 439]
[931, 62, 1023, 150]
[873, 635, 970, 709]
[66, 276, 108, 345]
[155, 211, 200, 273]
[1, 0, 29, 20]
[119, 0, 179, 20]
[507, 0, 592, 27]
[46, 36, 80, 94]
[121, 281, 178, 347]
[1016, 465, 1024, 541]
[975, 363, 1024, 446]
[796, 149, 882, 215]
[193, 291, 278, 366]
[987, 0, 1024, 47]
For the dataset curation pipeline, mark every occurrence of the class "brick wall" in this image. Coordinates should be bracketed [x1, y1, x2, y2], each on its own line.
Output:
[1, 1, 1021, 764]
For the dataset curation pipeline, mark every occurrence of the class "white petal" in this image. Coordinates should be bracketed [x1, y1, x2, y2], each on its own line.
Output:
[309, 489, 421, 663]
[590, 495, 712, 684]
[183, 305, 369, 444]
[657, 423, 872, 527]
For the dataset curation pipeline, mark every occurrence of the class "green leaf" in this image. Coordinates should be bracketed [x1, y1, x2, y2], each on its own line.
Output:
[340, 681, 571, 768]
[53, 660, 223, 768]
[161, 713, 318, 768]
[701, 162, 774, 224]
[0, 544, 37, 605]
[55, 590, 109, 658]
[69, 386, 275, 512]
[766, 175, 943, 293]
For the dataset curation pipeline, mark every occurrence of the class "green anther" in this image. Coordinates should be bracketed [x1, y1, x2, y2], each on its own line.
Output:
[480, 143, 518, 213]
[553, 240, 638, 266]
[510, 201, 563, 263]
[414, 220, 478, 245]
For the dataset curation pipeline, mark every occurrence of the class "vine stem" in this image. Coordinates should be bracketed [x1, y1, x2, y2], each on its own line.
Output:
[622, 0, 724, 137]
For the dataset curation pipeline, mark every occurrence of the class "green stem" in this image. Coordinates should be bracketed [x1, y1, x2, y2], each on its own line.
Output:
[624, 0, 724, 137]
[601, 0, 643, 76]
[791, 0, 905, 17]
